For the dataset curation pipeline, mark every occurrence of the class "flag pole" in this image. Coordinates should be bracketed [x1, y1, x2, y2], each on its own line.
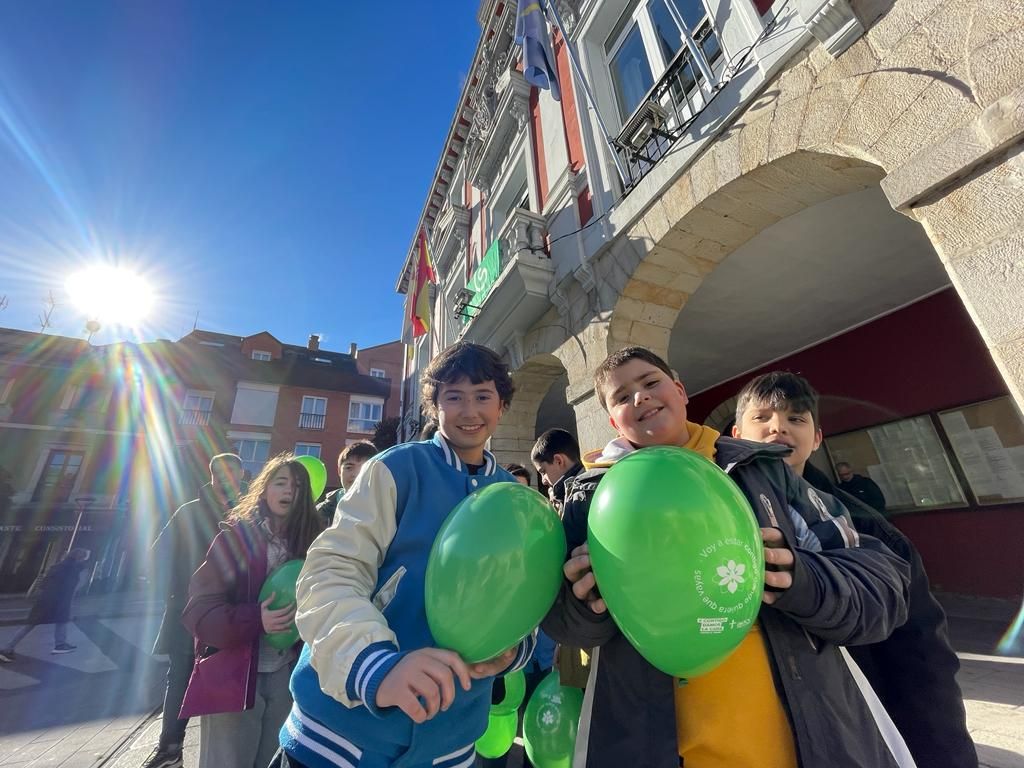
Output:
[542, 0, 629, 189]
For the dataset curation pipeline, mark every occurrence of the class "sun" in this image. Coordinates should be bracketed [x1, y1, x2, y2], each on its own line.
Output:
[65, 265, 155, 327]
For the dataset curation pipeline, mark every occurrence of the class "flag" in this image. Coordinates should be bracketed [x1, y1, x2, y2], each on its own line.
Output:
[516, 0, 560, 101]
[410, 227, 437, 339]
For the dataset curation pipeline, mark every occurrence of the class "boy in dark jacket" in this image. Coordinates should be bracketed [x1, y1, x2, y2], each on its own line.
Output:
[732, 371, 977, 768]
[531, 428, 584, 514]
[1, 548, 90, 661]
[542, 346, 912, 768]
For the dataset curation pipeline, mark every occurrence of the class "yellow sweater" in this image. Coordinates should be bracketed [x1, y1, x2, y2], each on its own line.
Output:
[675, 423, 798, 768]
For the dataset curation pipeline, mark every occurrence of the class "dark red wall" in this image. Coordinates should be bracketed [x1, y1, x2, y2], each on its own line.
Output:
[688, 289, 1024, 598]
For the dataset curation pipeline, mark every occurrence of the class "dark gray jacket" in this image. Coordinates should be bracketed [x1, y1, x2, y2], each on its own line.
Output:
[151, 483, 233, 656]
[804, 464, 977, 768]
[542, 437, 911, 768]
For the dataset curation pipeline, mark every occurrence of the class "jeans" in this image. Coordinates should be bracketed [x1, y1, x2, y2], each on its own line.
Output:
[4, 621, 69, 650]
[159, 651, 195, 749]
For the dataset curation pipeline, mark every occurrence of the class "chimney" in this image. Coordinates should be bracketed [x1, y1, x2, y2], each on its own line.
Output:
[349, 342, 357, 357]
[308, 334, 320, 351]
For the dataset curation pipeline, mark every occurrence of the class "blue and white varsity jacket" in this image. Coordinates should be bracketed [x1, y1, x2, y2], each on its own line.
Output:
[282, 435, 536, 768]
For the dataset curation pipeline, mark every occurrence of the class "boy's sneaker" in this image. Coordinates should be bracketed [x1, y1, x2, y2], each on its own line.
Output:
[52, 643, 77, 654]
[141, 745, 184, 768]
[0, 649, 14, 663]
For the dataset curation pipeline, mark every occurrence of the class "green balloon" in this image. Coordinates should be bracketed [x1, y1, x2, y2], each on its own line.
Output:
[258, 559, 304, 649]
[425, 482, 566, 663]
[588, 446, 764, 678]
[491, 669, 526, 714]
[295, 455, 327, 500]
[523, 671, 583, 768]
[476, 708, 518, 759]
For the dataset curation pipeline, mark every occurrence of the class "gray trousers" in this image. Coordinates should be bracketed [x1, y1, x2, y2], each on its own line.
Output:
[5, 621, 68, 649]
[198, 664, 293, 768]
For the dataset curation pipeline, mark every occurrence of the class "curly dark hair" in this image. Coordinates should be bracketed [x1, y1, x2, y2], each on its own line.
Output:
[420, 342, 515, 419]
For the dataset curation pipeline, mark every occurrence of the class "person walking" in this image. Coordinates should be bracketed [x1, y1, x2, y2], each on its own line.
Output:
[1, 548, 91, 661]
[142, 453, 244, 768]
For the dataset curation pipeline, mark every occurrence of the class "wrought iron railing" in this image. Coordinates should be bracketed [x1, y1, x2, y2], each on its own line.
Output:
[614, 20, 723, 190]
[179, 408, 212, 426]
[298, 412, 326, 430]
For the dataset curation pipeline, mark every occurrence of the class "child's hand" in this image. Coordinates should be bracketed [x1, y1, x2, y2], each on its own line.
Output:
[564, 543, 607, 614]
[468, 646, 517, 679]
[375, 648, 472, 723]
[260, 593, 297, 633]
[761, 528, 795, 605]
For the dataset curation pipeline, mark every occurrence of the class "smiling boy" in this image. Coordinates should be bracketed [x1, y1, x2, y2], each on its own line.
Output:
[542, 346, 912, 768]
[276, 342, 535, 768]
[732, 371, 977, 768]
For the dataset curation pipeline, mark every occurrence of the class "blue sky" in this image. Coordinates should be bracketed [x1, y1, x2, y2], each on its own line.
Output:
[0, 2, 479, 350]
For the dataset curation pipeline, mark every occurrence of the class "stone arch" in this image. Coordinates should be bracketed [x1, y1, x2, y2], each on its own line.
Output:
[606, 149, 886, 356]
[602, 0, 1024, 355]
[704, 394, 739, 434]
[491, 353, 568, 473]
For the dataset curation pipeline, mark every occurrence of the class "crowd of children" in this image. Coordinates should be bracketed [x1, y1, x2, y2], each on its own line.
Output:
[131, 340, 974, 768]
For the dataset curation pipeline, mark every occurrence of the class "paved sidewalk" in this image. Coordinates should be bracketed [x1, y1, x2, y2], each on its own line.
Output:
[1, 592, 1021, 767]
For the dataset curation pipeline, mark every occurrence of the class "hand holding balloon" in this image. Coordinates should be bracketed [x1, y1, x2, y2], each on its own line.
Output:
[761, 527, 795, 605]
[375, 648, 472, 723]
[260, 592, 296, 633]
[564, 543, 607, 615]
[467, 646, 517, 679]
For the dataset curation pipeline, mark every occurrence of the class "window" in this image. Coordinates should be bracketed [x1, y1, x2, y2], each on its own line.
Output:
[252, 350, 272, 361]
[348, 397, 384, 433]
[605, 0, 721, 121]
[0, 376, 13, 405]
[235, 438, 271, 476]
[370, 368, 387, 379]
[181, 390, 214, 425]
[299, 396, 327, 430]
[230, 383, 280, 426]
[294, 442, 322, 458]
[33, 450, 84, 503]
[60, 384, 110, 413]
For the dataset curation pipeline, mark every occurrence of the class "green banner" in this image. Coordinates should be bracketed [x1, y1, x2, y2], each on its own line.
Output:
[465, 239, 502, 318]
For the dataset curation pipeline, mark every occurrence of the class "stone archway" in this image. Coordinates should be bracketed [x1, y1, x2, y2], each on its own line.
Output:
[491, 353, 568, 471]
[514, 0, 1024, 451]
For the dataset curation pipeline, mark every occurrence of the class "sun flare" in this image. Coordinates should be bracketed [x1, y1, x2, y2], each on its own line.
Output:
[65, 265, 155, 327]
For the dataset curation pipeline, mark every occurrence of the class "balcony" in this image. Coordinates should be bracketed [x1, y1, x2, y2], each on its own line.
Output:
[467, 67, 530, 194]
[614, 19, 724, 190]
[179, 408, 212, 426]
[298, 412, 326, 430]
[457, 207, 554, 353]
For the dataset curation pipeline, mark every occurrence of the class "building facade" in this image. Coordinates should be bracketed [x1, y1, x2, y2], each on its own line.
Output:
[396, 0, 1024, 598]
[0, 327, 399, 594]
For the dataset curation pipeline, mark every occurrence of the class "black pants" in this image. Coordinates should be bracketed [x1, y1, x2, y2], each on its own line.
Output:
[158, 651, 194, 749]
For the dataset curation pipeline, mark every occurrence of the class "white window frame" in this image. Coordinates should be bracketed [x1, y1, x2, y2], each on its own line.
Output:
[603, 0, 718, 124]
[232, 435, 272, 475]
[370, 368, 387, 379]
[300, 396, 327, 415]
[294, 442, 322, 458]
[252, 350, 272, 361]
[348, 396, 384, 434]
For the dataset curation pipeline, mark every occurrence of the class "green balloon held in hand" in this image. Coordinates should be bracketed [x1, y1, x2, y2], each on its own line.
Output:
[425, 482, 566, 663]
[587, 446, 764, 678]
[258, 559, 304, 649]
[476, 708, 518, 759]
[294, 455, 327, 500]
[523, 671, 583, 768]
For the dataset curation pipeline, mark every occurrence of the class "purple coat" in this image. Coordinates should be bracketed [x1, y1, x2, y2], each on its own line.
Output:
[181, 521, 269, 713]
